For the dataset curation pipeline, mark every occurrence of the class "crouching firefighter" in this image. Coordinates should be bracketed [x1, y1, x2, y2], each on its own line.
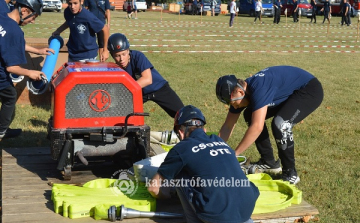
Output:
[148, 105, 259, 223]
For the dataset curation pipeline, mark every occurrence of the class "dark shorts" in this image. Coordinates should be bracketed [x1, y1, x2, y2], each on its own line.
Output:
[143, 83, 184, 118]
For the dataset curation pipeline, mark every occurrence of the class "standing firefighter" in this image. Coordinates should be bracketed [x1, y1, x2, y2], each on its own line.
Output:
[108, 33, 184, 118]
[148, 105, 259, 223]
[216, 66, 324, 184]
[0, 0, 44, 140]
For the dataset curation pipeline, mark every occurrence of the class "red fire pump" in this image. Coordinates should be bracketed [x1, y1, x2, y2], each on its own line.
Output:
[47, 61, 151, 180]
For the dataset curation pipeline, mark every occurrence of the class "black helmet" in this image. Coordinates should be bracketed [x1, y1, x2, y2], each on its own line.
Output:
[16, 0, 43, 16]
[108, 33, 130, 53]
[216, 75, 244, 104]
[174, 105, 206, 129]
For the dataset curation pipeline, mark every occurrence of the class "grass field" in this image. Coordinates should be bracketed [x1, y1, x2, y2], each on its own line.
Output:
[1, 10, 360, 222]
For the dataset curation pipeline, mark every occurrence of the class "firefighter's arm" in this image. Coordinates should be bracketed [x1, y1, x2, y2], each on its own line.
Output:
[136, 68, 152, 88]
[219, 111, 241, 142]
[25, 44, 55, 55]
[100, 25, 110, 62]
[234, 105, 267, 156]
[105, 9, 111, 28]
[147, 173, 171, 199]
[7, 66, 43, 81]
[52, 22, 69, 36]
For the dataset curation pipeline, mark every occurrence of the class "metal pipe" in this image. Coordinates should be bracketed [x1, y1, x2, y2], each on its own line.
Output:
[108, 205, 183, 222]
[73, 138, 134, 157]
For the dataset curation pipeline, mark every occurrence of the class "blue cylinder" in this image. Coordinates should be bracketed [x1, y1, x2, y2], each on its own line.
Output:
[27, 35, 64, 95]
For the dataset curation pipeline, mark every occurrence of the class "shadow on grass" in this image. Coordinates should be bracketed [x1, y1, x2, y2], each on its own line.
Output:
[0, 130, 50, 148]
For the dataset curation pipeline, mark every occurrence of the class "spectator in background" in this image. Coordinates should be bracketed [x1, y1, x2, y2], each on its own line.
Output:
[211, 0, 217, 16]
[344, 0, 351, 25]
[130, 0, 138, 19]
[254, 0, 263, 24]
[310, 0, 317, 23]
[52, 0, 109, 62]
[320, 0, 331, 24]
[84, 0, 111, 57]
[126, 2, 132, 18]
[273, 0, 282, 24]
[229, 0, 236, 27]
[193, 0, 197, 15]
[293, 0, 299, 22]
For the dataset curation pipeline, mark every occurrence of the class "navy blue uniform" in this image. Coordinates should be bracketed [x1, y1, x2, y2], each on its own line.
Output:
[64, 7, 105, 61]
[123, 50, 184, 118]
[229, 66, 323, 171]
[158, 129, 259, 223]
[83, 0, 110, 23]
[0, 0, 10, 14]
[83, 0, 110, 49]
[0, 14, 26, 90]
[0, 13, 27, 132]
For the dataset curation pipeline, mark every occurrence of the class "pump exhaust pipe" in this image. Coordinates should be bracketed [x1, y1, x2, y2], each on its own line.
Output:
[108, 205, 183, 222]
[73, 138, 134, 166]
[27, 35, 64, 95]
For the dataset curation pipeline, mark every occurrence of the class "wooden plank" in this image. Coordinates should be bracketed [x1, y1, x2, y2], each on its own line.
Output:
[2, 147, 51, 156]
[2, 147, 318, 223]
[252, 200, 319, 220]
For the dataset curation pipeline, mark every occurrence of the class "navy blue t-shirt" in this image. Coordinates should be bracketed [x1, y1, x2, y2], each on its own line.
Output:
[64, 7, 105, 61]
[311, 0, 317, 10]
[274, 1, 281, 8]
[0, 14, 27, 90]
[323, 1, 331, 11]
[83, 0, 110, 23]
[293, 1, 298, 10]
[124, 50, 167, 95]
[230, 66, 315, 113]
[158, 129, 259, 223]
[0, 0, 10, 14]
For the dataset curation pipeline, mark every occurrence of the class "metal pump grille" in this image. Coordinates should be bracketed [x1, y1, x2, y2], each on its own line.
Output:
[65, 83, 134, 119]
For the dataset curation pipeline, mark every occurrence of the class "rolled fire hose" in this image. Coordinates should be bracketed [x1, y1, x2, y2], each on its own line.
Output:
[9, 73, 24, 83]
[27, 35, 64, 95]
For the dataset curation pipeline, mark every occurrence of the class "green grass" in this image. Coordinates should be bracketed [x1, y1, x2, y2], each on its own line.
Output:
[1, 10, 360, 222]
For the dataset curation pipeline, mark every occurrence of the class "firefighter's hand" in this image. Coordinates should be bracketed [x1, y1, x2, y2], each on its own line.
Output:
[38, 48, 55, 56]
[101, 50, 109, 62]
[52, 30, 61, 36]
[28, 70, 44, 81]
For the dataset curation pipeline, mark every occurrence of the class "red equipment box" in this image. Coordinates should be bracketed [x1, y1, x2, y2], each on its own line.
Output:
[51, 61, 144, 129]
[48, 61, 151, 180]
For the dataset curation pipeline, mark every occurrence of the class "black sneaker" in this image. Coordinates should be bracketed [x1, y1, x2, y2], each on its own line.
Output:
[0, 128, 22, 141]
[282, 168, 300, 185]
[250, 158, 282, 174]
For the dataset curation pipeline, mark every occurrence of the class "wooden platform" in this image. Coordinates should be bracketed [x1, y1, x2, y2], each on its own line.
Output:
[1, 147, 319, 223]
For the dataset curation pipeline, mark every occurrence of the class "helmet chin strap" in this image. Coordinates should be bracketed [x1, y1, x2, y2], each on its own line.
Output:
[231, 83, 246, 101]
[18, 5, 24, 25]
[18, 6, 36, 25]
